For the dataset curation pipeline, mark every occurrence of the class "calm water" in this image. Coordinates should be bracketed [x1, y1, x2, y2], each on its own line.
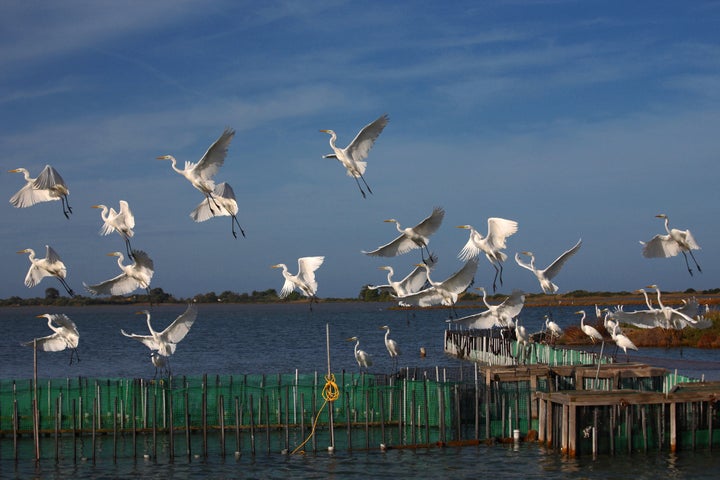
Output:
[1, 302, 719, 478]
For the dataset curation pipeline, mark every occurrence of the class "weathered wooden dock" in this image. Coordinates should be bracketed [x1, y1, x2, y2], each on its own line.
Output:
[445, 329, 720, 457]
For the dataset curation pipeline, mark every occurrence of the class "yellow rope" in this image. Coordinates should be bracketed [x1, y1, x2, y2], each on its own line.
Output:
[290, 373, 339, 455]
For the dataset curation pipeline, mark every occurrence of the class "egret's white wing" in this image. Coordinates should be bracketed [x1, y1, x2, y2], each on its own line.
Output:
[193, 127, 235, 180]
[394, 287, 444, 307]
[412, 207, 445, 238]
[9, 183, 54, 207]
[118, 200, 135, 231]
[682, 230, 700, 250]
[398, 261, 434, 295]
[25, 264, 51, 287]
[84, 274, 139, 296]
[50, 313, 78, 332]
[346, 114, 389, 163]
[45, 245, 63, 264]
[121, 329, 161, 350]
[161, 304, 198, 344]
[363, 234, 418, 257]
[641, 235, 681, 258]
[449, 310, 501, 329]
[25, 333, 68, 352]
[297, 256, 324, 294]
[33, 165, 67, 190]
[457, 230, 481, 261]
[99, 207, 120, 236]
[610, 308, 663, 329]
[130, 250, 155, 282]
[497, 289, 526, 320]
[543, 239, 582, 280]
[438, 258, 478, 295]
[485, 217, 518, 250]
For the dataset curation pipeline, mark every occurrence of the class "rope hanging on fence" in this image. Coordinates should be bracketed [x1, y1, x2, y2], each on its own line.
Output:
[291, 373, 339, 455]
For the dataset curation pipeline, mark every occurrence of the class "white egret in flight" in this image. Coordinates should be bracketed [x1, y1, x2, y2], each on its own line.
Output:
[121, 304, 198, 374]
[395, 258, 478, 316]
[92, 200, 135, 257]
[23, 313, 80, 365]
[457, 217, 518, 292]
[17, 245, 74, 296]
[346, 336, 373, 369]
[190, 182, 245, 238]
[272, 256, 325, 310]
[379, 325, 401, 369]
[9, 165, 72, 218]
[363, 206, 445, 261]
[514, 239, 582, 294]
[367, 255, 437, 306]
[84, 250, 154, 297]
[320, 113, 389, 198]
[449, 288, 524, 330]
[157, 127, 235, 215]
[641, 214, 701, 276]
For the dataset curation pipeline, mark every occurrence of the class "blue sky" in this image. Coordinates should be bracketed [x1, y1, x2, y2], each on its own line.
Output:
[2, 1, 719, 300]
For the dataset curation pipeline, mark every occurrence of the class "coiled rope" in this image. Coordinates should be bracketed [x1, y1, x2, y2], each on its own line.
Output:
[290, 373, 339, 455]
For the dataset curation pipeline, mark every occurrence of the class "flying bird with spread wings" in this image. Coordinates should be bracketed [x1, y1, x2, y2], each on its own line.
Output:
[457, 217, 518, 292]
[640, 214, 701, 276]
[92, 200, 136, 257]
[448, 288, 525, 330]
[17, 245, 74, 296]
[320, 114, 389, 198]
[9, 165, 72, 218]
[363, 207, 444, 262]
[514, 239, 582, 294]
[23, 313, 80, 365]
[190, 182, 246, 238]
[84, 250, 154, 297]
[272, 256, 325, 310]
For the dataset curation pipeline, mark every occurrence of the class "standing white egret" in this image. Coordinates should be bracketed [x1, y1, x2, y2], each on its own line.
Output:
[320, 113, 389, 198]
[346, 336, 373, 369]
[363, 207, 445, 261]
[157, 127, 235, 215]
[646, 284, 701, 330]
[395, 258, 478, 316]
[641, 214, 701, 276]
[457, 218, 518, 292]
[611, 324, 638, 362]
[17, 245, 74, 296]
[83, 250, 154, 297]
[121, 304, 198, 375]
[272, 256, 325, 310]
[544, 315, 563, 345]
[379, 325, 401, 369]
[190, 181, 245, 238]
[576, 310, 603, 349]
[9, 165, 72, 218]
[23, 313, 80, 365]
[515, 239, 582, 294]
[367, 255, 437, 306]
[515, 318, 529, 364]
[92, 200, 135, 257]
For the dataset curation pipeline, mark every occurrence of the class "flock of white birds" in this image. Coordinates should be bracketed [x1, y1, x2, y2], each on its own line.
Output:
[8, 114, 708, 370]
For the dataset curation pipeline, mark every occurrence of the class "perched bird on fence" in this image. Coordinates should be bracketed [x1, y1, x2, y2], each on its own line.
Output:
[395, 258, 478, 317]
[514, 318, 529, 364]
[23, 313, 80, 365]
[121, 304, 198, 375]
[190, 181, 245, 238]
[515, 239, 582, 294]
[347, 336, 373, 369]
[641, 214, 701, 276]
[363, 207, 444, 262]
[9, 165, 72, 218]
[17, 245, 75, 296]
[83, 250, 154, 297]
[157, 127, 235, 217]
[379, 325, 401, 369]
[272, 256, 325, 310]
[320, 113, 389, 198]
[92, 200, 135, 258]
[456, 217, 518, 292]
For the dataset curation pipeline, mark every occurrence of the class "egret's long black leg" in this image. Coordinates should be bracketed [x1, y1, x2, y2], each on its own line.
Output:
[58, 278, 75, 296]
[359, 173, 373, 195]
[681, 251, 694, 276]
[353, 177, 366, 198]
[231, 214, 246, 238]
[688, 250, 702, 273]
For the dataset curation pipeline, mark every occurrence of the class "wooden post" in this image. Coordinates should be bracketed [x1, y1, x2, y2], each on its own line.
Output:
[669, 402, 677, 453]
[169, 388, 175, 460]
[326, 323, 335, 452]
[560, 404, 569, 455]
[538, 395, 546, 443]
[568, 405, 577, 458]
[546, 400, 553, 448]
